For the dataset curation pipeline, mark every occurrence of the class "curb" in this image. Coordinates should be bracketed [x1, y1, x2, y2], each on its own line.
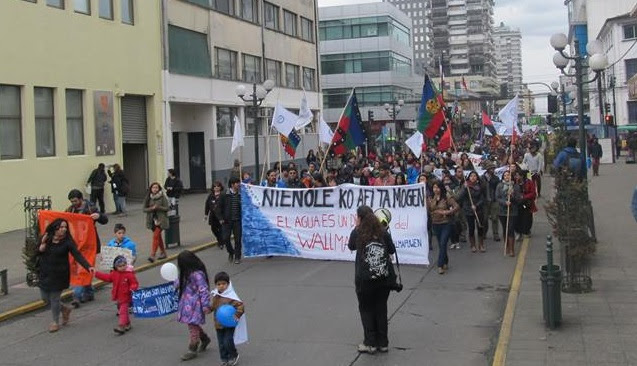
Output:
[492, 236, 531, 366]
[0, 241, 216, 324]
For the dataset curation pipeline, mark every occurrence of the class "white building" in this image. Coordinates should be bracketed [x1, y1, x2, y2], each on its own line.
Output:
[163, 0, 321, 190]
[493, 22, 523, 99]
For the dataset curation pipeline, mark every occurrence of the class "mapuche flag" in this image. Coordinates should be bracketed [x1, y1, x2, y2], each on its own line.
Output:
[280, 129, 301, 158]
[330, 89, 366, 156]
[417, 75, 447, 144]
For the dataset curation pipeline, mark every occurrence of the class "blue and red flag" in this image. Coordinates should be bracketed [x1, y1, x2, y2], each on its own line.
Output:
[280, 129, 301, 158]
[417, 75, 447, 145]
[330, 89, 366, 156]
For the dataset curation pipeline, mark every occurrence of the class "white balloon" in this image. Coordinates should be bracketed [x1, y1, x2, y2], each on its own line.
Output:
[160, 263, 178, 282]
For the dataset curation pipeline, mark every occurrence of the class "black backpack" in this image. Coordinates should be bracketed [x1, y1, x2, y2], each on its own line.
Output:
[360, 240, 390, 281]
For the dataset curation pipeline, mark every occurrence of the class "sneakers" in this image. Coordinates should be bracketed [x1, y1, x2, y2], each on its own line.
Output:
[61, 306, 71, 325]
[48, 322, 60, 333]
[234, 259, 241, 265]
[113, 326, 126, 335]
[158, 253, 167, 260]
[181, 343, 199, 361]
[378, 346, 389, 353]
[438, 267, 445, 275]
[71, 300, 80, 309]
[357, 344, 377, 354]
[449, 243, 456, 250]
[228, 354, 240, 365]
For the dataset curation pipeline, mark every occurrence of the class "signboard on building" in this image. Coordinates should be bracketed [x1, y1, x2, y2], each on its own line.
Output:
[94, 91, 115, 156]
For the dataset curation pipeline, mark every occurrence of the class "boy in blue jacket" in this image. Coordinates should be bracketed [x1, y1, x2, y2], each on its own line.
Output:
[107, 224, 138, 264]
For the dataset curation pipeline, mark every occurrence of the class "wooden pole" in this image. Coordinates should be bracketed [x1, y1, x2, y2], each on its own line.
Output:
[504, 184, 512, 256]
[465, 182, 482, 228]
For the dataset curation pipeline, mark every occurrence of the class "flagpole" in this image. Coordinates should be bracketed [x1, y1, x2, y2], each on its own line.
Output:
[239, 146, 243, 182]
[318, 88, 355, 176]
[278, 134, 283, 177]
[260, 125, 273, 184]
[504, 183, 513, 256]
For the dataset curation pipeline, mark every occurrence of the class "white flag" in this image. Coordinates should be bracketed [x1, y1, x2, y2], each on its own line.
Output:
[498, 94, 520, 135]
[295, 89, 313, 130]
[319, 114, 334, 145]
[231, 116, 244, 154]
[271, 102, 298, 137]
[405, 131, 424, 158]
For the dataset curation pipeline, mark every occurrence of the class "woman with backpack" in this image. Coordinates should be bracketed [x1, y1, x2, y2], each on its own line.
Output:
[347, 205, 396, 355]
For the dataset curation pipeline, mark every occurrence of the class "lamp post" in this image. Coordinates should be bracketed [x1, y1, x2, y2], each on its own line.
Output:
[550, 33, 608, 181]
[384, 99, 404, 151]
[235, 79, 274, 181]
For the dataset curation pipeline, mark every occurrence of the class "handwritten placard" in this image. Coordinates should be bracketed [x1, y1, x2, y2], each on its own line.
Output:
[99, 246, 134, 271]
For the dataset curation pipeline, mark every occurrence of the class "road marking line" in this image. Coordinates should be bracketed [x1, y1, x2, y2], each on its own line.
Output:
[0, 241, 216, 323]
[492, 236, 530, 366]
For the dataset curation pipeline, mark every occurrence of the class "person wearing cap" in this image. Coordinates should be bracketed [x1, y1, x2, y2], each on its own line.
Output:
[481, 160, 501, 242]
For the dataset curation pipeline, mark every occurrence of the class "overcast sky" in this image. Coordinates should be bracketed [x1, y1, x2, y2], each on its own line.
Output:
[317, 0, 570, 112]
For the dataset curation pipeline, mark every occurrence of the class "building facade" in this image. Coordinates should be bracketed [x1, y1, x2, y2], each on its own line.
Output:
[382, 0, 432, 74]
[164, 0, 321, 190]
[319, 2, 422, 140]
[493, 22, 523, 99]
[0, 0, 164, 233]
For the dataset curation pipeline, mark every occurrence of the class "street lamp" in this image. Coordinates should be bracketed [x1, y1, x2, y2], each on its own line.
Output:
[550, 33, 608, 182]
[384, 99, 404, 148]
[235, 79, 274, 181]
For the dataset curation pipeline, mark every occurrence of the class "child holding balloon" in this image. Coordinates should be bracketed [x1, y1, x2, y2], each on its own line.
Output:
[174, 251, 212, 361]
[211, 271, 246, 366]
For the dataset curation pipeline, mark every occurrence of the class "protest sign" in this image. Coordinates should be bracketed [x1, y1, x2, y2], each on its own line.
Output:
[241, 184, 429, 265]
[132, 282, 178, 318]
[38, 211, 97, 286]
[98, 246, 134, 271]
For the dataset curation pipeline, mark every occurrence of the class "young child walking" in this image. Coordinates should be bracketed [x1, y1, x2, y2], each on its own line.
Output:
[94, 255, 139, 334]
[107, 223, 138, 264]
[211, 272, 247, 366]
[175, 250, 212, 361]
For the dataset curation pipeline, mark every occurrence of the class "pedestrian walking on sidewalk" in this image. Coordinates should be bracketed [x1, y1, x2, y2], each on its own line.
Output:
[174, 251, 212, 361]
[589, 137, 603, 176]
[37, 218, 94, 333]
[108, 163, 129, 216]
[496, 171, 521, 257]
[94, 255, 139, 335]
[218, 177, 243, 264]
[66, 189, 108, 307]
[143, 182, 169, 263]
[87, 163, 107, 213]
[427, 182, 460, 274]
[204, 181, 225, 250]
[348, 205, 396, 354]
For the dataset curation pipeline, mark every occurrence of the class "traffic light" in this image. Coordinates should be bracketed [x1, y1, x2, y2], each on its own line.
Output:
[368, 110, 374, 122]
[547, 95, 558, 113]
[605, 103, 611, 114]
[605, 114, 614, 126]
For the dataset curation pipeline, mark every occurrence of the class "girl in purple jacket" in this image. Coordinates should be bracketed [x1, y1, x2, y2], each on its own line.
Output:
[175, 251, 212, 361]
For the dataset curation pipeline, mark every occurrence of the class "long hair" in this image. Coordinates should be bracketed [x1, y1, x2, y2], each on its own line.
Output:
[355, 205, 385, 250]
[176, 250, 209, 299]
[431, 181, 447, 198]
[42, 218, 71, 244]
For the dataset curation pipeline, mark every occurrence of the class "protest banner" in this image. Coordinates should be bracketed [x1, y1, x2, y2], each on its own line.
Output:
[38, 211, 97, 286]
[132, 282, 178, 318]
[98, 246, 134, 270]
[241, 184, 429, 265]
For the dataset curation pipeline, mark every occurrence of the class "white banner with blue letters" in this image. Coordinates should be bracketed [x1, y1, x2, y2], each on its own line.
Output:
[241, 184, 429, 265]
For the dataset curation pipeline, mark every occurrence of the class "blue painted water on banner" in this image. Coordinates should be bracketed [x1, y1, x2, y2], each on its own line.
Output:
[241, 185, 300, 257]
[132, 282, 178, 318]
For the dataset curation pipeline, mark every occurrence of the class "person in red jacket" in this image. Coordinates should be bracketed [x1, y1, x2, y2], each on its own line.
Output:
[95, 255, 139, 335]
[513, 170, 537, 238]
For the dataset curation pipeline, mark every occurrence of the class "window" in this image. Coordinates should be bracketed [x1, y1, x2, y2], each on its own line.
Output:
[212, 0, 234, 15]
[216, 106, 238, 138]
[285, 64, 300, 88]
[242, 54, 261, 83]
[74, 0, 90, 14]
[215, 48, 238, 80]
[0, 85, 22, 159]
[629, 101, 637, 124]
[240, 0, 258, 23]
[301, 17, 314, 42]
[283, 10, 297, 36]
[66, 90, 84, 155]
[34, 87, 55, 157]
[168, 26, 212, 77]
[264, 2, 279, 30]
[47, 0, 64, 8]
[624, 24, 637, 40]
[302, 67, 315, 91]
[266, 59, 282, 86]
[321, 51, 411, 75]
[99, 0, 113, 20]
[121, 0, 134, 25]
[626, 59, 637, 81]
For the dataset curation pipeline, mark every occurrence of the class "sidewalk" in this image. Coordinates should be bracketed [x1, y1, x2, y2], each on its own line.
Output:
[503, 161, 637, 366]
[0, 193, 215, 315]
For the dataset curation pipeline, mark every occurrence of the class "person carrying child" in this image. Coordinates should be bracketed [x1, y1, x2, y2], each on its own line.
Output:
[106, 223, 137, 264]
[94, 255, 139, 334]
[211, 271, 247, 366]
[175, 251, 213, 361]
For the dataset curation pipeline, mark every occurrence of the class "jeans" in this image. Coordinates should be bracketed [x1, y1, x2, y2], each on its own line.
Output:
[40, 288, 63, 324]
[216, 327, 238, 362]
[356, 284, 391, 348]
[114, 195, 127, 213]
[432, 222, 452, 268]
[223, 220, 242, 260]
[72, 285, 94, 302]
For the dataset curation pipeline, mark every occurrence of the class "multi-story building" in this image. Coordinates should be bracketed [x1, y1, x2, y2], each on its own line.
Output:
[164, 0, 321, 190]
[319, 2, 422, 139]
[382, 0, 432, 74]
[0, 0, 164, 233]
[493, 22, 523, 99]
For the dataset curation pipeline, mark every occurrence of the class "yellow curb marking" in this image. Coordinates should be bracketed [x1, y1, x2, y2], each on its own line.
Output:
[492, 236, 530, 366]
[0, 241, 216, 323]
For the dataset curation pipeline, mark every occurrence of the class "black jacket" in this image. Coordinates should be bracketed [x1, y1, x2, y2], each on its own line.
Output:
[217, 189, 241, 222]
[66, 200, 108, 252]
[108, 170, 129, 197]
[348, 229, 396, 289]
[87, 168, 107, 189]
[481, 173, 500, 202]
[164, 177, 184, 198]
[204, 192, 223, 225]
[286, 178, 305, 189]
[38, 236, 91, 292]
[457, 182, 486, 216]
